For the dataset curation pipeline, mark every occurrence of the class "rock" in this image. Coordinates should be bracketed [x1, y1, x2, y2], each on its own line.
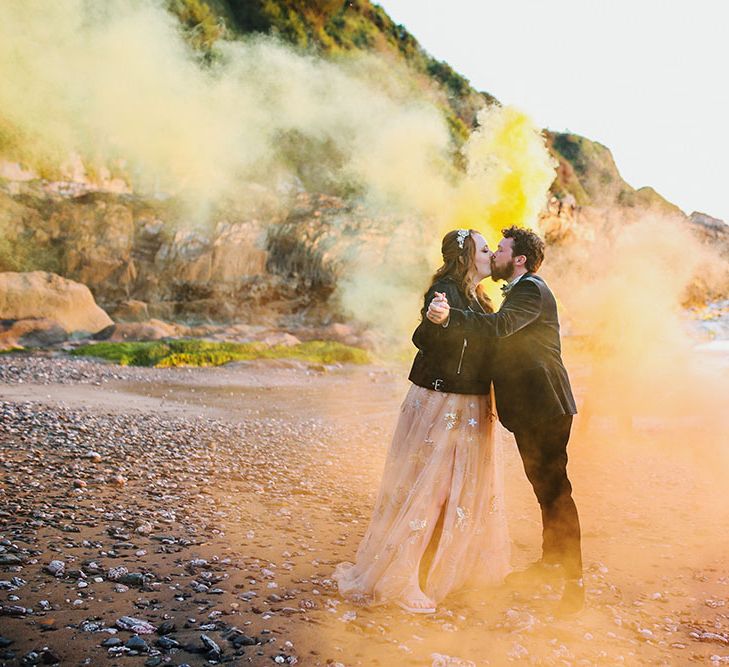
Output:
[322, 322, 356, 341]
[101, 638, 122, 647]
[79, 621, 105, 632]
[257, 332, 301, 347]
[45, 561, 65, 577]
[156, 636, 181, 650]
[0, 272, 112, 333]
[21, 649, 42, 665]
[107, 566, 128, 581]
[0, 318, 68, 349]
[124, 635, 149, 652]
[230, 634, 257, 648]
[0, 604, 27, 616]
[39, 647, 61, 664]
[115, 616, 156, 634]
[112, 300, 150, 322]
[135, 522, 153, 535]
[94, 319, 179, 342]
[156, 620, 176, 635]
[186, 559, 208, 571]
[119, 572, 149, 588]
[0, 554, 23, 566]
[200, 633, 221, 655]
[689, 630, 729, 645]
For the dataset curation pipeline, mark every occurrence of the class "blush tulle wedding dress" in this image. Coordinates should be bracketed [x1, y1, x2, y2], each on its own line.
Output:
[333, 383, 510, 610]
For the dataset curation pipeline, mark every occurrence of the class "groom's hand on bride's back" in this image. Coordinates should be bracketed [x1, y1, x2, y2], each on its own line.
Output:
[427, 292, 449, 325]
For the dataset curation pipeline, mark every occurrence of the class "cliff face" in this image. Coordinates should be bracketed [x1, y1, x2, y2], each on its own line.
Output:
[0, 181, 403, 326]
[170, 0, 495, 145]
[0, 0, 726, 327]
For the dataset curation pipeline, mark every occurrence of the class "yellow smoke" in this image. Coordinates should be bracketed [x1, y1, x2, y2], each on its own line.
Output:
[450, 105, 556, 244]
[0, 0, 451, 218]
[340, 105, 556, 337]
[0, 1, 555, 339]
[544, 211, 728, 434]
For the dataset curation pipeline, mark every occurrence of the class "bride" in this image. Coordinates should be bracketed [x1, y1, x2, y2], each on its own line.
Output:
[333, 228, 510, 613]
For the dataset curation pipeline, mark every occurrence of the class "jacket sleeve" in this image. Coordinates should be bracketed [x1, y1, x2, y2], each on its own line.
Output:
[411, 282, 461, 350]
[447, 280, 542, 337]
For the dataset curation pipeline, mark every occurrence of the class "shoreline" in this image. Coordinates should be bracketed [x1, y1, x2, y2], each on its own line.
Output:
[1, 356, 729, 665]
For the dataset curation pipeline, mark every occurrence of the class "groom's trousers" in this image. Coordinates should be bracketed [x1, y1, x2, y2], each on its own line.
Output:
[513, 415, 582, 579]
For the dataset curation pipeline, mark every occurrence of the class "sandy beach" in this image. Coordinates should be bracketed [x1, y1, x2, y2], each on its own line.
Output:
[1, 348, 729, 666]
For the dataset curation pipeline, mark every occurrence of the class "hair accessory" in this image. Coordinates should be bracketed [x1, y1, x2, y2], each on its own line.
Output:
[456, 229, 469, 249]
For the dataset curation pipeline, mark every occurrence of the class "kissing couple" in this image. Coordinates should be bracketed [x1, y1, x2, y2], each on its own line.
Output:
[333, 226, 584, 615]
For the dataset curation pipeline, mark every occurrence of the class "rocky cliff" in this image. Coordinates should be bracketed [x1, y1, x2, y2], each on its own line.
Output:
[0, 0, 726, 330]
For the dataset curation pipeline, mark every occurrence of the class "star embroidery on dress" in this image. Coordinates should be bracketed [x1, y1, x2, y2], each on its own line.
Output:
[455, 506, 470, 530]
[467, 418, 478, 427]
[444, 410, 461, 430]
[409, 518, 427, 532]
[413, 399, 422, 410]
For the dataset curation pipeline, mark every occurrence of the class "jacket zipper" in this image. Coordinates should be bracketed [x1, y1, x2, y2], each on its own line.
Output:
[456, 338, 467, 374]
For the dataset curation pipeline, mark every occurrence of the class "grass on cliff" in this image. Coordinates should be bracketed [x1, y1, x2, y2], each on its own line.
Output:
[70, 339, 370, 367]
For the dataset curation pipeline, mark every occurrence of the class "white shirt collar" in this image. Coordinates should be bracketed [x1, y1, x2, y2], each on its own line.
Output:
[507, 273, 526, 289]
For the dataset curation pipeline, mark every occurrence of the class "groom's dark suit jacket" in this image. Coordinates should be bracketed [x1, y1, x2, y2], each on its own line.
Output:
[447, 272, 576, 432]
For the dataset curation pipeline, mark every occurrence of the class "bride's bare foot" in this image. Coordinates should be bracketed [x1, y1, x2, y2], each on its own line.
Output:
[396, 584, 436, 613]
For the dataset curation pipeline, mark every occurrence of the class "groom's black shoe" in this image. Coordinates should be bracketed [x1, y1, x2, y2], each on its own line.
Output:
[505, 560, 563, 587]
[556, 577, 585, 616]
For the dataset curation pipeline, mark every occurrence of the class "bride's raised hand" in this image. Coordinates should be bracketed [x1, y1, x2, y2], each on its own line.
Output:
[427, 292, 450, 324]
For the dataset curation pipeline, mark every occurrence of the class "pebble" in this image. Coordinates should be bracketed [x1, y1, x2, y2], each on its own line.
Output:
[45, 561, 65, 577]
[0, 554, 23, 566]
[124, 635, 149, 652]
[156, 636, 181, 650]
[116, 616, 156, 635]
[1, 354, 710, 666]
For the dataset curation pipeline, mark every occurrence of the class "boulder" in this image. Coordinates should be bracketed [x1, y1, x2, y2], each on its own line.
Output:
[0, 272, 112, 333]
[256, 332, 301, 347]
[112, 300, 150, 322]
[95, 319, 182, 342]
[0, 318, 68, 349]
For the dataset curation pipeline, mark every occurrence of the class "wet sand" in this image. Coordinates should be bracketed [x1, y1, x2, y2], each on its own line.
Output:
[1, 351, 729, 666]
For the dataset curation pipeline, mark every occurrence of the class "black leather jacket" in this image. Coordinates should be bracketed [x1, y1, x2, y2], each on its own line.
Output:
[446, 273, 576, 431]
[408, 278, 494, 395]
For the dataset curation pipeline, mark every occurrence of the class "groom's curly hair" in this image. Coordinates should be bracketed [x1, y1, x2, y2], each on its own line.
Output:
[502, 226, 545, 272]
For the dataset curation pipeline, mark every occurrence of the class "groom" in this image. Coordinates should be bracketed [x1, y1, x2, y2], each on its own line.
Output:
[427, 226, 583, 613]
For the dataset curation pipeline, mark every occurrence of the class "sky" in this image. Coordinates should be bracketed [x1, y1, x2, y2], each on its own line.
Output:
[379, 0, 729, 223]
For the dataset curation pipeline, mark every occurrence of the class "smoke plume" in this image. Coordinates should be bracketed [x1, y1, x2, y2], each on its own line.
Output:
[0, 0, 557, 336]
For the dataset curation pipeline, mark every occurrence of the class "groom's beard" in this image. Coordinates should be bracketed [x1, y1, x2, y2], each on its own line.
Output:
[490, 258, 515, 282]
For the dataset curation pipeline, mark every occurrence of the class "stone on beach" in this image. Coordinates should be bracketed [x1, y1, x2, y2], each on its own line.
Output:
[0, 271, 112, 333]
[115, 617, 156, 635]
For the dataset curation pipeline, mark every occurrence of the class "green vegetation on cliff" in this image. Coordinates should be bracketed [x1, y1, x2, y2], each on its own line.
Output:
[169, 0, 494, 144]
[71, 339, 370, 367]
[168, 0, 676, 209]
[547, 131, 682, 213]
